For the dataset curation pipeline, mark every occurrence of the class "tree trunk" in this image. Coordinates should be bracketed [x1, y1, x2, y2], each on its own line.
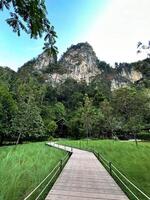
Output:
[134, 133, 138, 146]
[16, 132, 22, 145]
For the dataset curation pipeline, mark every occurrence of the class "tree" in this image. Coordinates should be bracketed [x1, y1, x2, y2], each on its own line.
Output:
[56, 78, 88, 110]
[0, 84, 17, 145]
[0, 0, 57, 53]
[124, 116, 144, 146]
[112, 87, 150, 142]
[40, 102, 66, 137]
[14, 76, 48, 106]
[82, 95, 92, 139]
[67, 108, 85, 139]
[11, 101, 45, 144]
[100, 99, 121, 137]
[47, 121, 58, 136]
[81, 95, 103, 138]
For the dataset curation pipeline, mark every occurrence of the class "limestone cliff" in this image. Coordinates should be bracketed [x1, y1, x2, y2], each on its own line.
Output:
[58, 42, 101, 83]
[18, 42, 148, 89]
[109, 65, 143, 90]
[32, 50, 57, 71]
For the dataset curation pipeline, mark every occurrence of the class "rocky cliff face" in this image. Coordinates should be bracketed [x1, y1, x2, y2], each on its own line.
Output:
[109, 66, 143, 90]
[58, 42, 101, 83]
[32, 50, 57, 71]
[18, 42, 146, 89]
[120, 68, 142, 82]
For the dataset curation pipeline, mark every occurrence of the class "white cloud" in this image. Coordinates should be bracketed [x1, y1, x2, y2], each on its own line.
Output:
[86, 0, 150, 65]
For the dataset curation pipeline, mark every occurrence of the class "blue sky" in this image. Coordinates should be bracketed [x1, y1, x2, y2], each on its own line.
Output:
[0, 0, 150, 71]
[46, 0, 108, 56]
[0, 0, 108, 71]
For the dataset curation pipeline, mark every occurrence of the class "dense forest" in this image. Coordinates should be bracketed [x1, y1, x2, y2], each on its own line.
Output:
[0, 45, 150, 145]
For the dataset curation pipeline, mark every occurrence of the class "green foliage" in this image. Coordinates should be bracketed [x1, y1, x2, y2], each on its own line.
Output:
[137, 131, 150, 140]
[100, 100, 119, 136]
[67, 95, 104, 139]
[67, 109, 84, 139]
[56, 78, 86, 109]
[54, 102, 66, 120]
[11, 101, 45, 140]
[134, 58, 150, 78]
[97, 60, 111, 73]
[0, 67, 16, 88]
[81, 95, 97, 138]
[88, 78, 111, 105]
[0, 84, 17, 144]
[112, 87, 150, 135]
[47, 121, 58, 135]
[48, 135, 55, 141]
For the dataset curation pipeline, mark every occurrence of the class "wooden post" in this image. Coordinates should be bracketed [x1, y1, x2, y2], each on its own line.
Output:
[109, 161, 112, 175]
[98, 152, 100, 160]
[68, 152, 70, 157]
[60, 159, 63, 172]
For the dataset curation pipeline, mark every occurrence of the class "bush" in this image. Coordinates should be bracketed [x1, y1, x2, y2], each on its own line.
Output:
[137, 131, 150, 141]
[48, 136, 55, 141]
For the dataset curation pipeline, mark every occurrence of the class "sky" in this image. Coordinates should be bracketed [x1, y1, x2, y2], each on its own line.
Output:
[0, 0, 150, 71]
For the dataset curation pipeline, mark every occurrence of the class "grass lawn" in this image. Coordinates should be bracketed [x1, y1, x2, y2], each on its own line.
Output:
[0, 142, 67, 200]
[59, 139, 150, 200]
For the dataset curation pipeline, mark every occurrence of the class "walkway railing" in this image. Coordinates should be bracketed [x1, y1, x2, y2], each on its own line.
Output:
[93, 151, 150, 200]
[24, 151, 71, 200]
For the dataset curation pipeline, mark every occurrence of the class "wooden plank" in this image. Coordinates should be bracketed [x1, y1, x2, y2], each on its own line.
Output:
[45, 143, 129, 200]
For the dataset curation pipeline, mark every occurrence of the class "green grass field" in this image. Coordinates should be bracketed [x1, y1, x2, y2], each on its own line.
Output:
[59, 139, 150, 200]
[0, 142, 67, 200]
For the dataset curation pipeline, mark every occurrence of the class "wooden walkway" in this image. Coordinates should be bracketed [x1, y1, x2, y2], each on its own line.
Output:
[45, 143, 129, 200]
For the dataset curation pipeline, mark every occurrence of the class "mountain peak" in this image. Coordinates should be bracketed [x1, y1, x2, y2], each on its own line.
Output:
[60, 42, 96, 61]
[18, 42, 145, 88]
[65, 42, 93, 51]
[58, 42, 101, 83]
[33, 49, 57, 71]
